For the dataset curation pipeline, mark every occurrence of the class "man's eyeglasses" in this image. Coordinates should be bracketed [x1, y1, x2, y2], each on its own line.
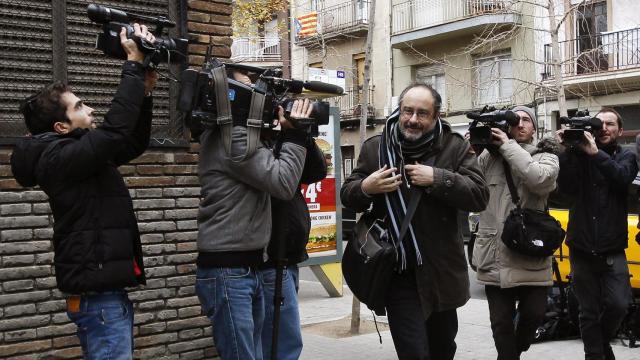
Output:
[401, 108, 431, 120]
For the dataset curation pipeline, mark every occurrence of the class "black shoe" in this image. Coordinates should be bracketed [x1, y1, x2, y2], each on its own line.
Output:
[604, 344, 615, 360]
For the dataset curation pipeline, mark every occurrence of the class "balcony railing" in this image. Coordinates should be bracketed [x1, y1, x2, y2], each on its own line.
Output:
[332, 87, 375, 120]
[298, 0, 370, 42]
[543, 27, 640, 79]
[392, 0, 516, 35]
[231, 37, 281, 62]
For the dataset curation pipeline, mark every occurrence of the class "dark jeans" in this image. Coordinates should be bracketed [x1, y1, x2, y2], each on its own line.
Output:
[485, 285, 548, 360]
[570, 251, 632, 360]
[386, 270, 458, 360]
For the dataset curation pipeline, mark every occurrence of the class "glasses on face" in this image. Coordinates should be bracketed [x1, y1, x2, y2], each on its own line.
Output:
[401, 107, 431, 120]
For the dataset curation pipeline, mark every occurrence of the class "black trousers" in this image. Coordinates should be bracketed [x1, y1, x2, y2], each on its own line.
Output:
[570, 251, 632, 360]
[485, 285, 548, 360]
[385, 270, 458, 360]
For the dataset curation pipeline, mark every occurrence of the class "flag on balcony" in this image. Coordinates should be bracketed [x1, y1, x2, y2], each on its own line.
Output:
[296, 11, 318, 38]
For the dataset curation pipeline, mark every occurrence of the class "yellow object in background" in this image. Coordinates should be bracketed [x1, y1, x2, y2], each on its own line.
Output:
[551, 209, 640, 290]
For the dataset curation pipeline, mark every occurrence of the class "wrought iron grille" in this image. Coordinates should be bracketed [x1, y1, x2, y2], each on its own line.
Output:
[0, 0, 187, 146]
[0, 0, 54, 138]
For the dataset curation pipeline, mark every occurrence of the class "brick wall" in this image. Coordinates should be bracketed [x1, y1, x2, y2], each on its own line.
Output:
[0, 1, 233, 358]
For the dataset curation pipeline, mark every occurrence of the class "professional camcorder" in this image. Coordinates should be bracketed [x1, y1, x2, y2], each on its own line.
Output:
[177, 47, 344, 141]
[466, 106, 521, 145]
[87, 4, 188, 67]
[559, 110, 603, 147]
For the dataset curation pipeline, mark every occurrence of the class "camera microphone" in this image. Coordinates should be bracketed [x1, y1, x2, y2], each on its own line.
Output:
[303, 81, 344, 95]
[87, 4, 129, 24]
[466, 110, 520, 126]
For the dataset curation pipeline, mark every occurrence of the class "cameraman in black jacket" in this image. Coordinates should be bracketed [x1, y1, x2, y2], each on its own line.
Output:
[557, 107, 638, 360]
[259, 127, 327, 360]
[10, 24, 157, 359]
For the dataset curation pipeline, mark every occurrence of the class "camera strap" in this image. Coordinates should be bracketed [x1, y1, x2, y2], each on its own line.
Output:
[211, 64, 264, 162]
[212, 64, 233, 151]
[502, 159, 521, 208]
[236, 90, 265, 162]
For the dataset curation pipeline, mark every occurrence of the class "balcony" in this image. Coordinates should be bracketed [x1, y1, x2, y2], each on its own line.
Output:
[230, 37, 281, 65]
[333, 87, 375, 127]
[296, 0, 370, 47]
[391, 0, 520, 48]
[543, 27, 640, 92]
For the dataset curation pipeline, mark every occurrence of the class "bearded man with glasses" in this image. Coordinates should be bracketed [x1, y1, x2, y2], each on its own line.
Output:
[341, 83, 489, 360]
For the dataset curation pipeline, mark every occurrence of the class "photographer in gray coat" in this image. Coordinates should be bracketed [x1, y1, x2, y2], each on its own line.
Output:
[472, 106, 560, 360]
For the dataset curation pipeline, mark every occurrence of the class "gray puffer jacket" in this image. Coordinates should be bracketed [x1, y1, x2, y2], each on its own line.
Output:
[473, 137, 560, 288]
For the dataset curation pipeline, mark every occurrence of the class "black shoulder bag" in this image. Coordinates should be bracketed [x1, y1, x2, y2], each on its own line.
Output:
[342, 188, 422, 316]
[501, 160, 565, 257]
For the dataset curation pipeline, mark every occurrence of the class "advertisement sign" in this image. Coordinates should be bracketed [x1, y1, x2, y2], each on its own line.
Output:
[302, 113, 339, 256]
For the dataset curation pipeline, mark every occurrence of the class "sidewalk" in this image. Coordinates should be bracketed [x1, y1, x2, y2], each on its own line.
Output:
[297, 279, 640, 360]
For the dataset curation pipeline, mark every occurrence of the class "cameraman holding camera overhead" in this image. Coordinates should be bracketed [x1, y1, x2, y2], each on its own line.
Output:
[472, 106, 559, 360]
[194, 69, 313, 359]
[557, 108, 637, 360]
[10, 24, 157, 359]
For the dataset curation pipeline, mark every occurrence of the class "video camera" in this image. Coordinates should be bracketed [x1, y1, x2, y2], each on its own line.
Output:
[87, 4, 188, 68]
[466, 106, 521, 145]
[177, 47, 344, 141]
[559, 110, 603, 147]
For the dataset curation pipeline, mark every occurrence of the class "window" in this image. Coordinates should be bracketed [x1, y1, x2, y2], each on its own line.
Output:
[474, 53, 513, 106]
[574, 0, 608, 73]
[310, 0, 324, 11]
[415, 65, 446, 110]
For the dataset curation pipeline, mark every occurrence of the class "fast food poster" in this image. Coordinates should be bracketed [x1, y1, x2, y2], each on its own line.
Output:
[302, 115, 337, 255]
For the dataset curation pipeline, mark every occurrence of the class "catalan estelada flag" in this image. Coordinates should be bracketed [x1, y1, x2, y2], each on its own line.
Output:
[297, 11, 318, 38]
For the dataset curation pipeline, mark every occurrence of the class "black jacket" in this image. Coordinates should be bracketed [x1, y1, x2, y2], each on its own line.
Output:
[11, 61, 151, 294]
[265, 135, 327, 267]
[558, 144, 638, 255]
[341, 121, 489, 317]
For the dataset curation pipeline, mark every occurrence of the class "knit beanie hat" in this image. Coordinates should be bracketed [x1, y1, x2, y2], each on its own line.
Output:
[511, 105, 537, 130]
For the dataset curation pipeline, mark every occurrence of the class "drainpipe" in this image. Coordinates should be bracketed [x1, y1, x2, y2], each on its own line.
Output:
[388, 0, 394, 112]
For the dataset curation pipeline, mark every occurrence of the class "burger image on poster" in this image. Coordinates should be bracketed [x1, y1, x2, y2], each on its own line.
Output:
[315, 138, 333, 176]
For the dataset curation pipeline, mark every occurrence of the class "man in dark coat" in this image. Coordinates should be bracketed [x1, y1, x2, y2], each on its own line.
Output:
[557, 107, 637, 360]
[341, 83, 489, 360]
[260, 130, 327, 360]
[10, 24, 157, 359]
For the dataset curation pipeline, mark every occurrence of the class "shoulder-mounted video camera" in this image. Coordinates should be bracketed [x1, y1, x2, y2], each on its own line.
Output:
[466, 106, 520, 145]
[87, 4, 188, 68]
[177, 46, 344, 142]
[559, 110, 602, 147]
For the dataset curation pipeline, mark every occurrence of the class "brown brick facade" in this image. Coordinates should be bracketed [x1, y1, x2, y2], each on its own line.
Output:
[0, 1, 232, 358]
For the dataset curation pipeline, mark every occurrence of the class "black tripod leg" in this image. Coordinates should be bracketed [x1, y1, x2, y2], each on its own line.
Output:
[271, 264, 285, 360]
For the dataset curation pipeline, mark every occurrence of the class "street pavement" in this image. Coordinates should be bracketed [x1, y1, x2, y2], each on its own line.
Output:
[296, 262, 640, 360]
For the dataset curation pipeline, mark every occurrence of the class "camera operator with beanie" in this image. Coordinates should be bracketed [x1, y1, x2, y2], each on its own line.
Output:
[557, 107, 637, 360]
[341, 83, 489, 360]
[10, 24, 157, 359]
[472, 105, 560, 360]
[195, 66, 313, 359]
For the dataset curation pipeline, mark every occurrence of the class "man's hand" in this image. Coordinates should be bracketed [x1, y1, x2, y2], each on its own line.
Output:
[405, 162, 435, 186]
[144, 70, 158, 95]
[361, 165, 402, 194]
[555, 129, 565, 144]
[279, 99, 313, 130]
[120, 23, 156, 64]
[579, 131, 599, 156]
[491, 128, 509, 146]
